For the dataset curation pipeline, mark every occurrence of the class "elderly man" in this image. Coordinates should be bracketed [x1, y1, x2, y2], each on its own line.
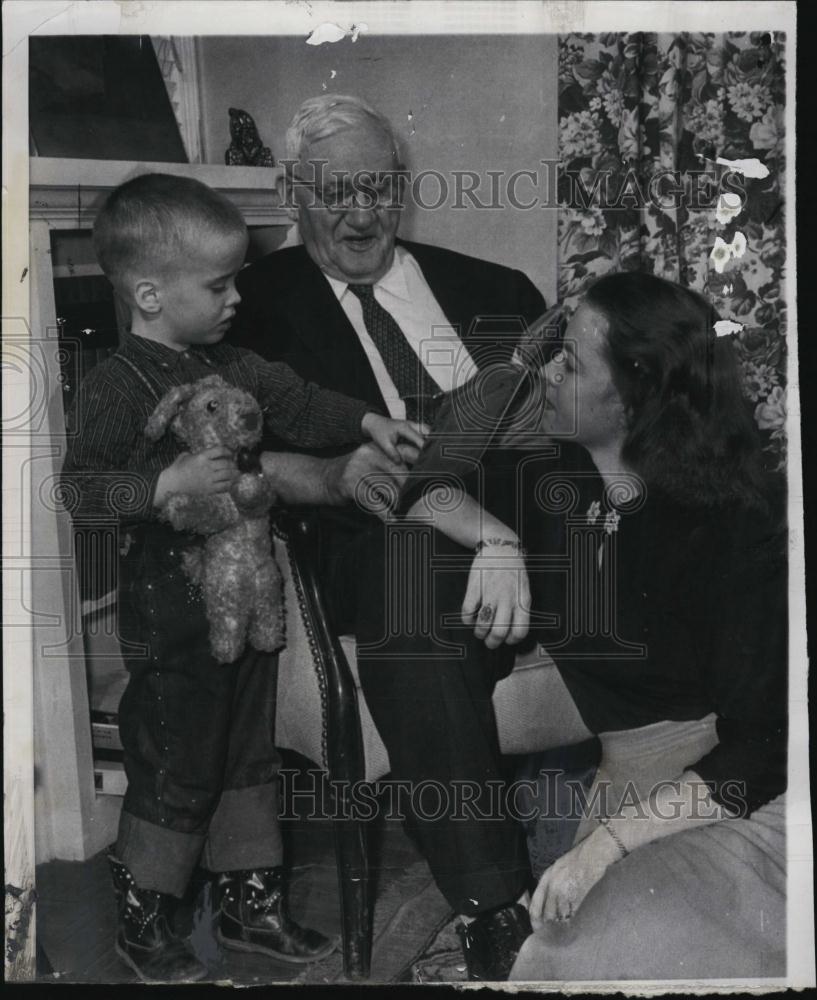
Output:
[230, 94, 546, 981]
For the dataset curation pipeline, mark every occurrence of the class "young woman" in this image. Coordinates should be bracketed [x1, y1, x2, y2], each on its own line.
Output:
[508, 272, 787, 980]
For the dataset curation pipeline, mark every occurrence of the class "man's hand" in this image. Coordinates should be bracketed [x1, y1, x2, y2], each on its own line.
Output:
[395, 441, 423, 465]
[154, 446, 238, 507]
[361, 412, 428, 463]
[259, 445, 409, 510]
[461, 540, 531, 648]
[322, 442, 409, 516]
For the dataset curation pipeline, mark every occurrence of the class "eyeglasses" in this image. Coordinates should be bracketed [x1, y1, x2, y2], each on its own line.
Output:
[291, 171, 405, 212]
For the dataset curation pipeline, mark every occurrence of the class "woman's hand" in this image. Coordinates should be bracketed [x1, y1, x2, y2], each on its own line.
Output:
[528, 826, 621, 928]
[403, 489, 531, 642]
[528, 771, 736, 929]
[461, 539, 530, 648]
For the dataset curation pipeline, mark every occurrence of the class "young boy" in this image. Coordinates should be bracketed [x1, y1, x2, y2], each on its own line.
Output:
[60, 173, 423, 983]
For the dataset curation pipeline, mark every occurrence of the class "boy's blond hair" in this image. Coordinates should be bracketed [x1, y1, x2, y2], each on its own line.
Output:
[93, 173, 247, 296]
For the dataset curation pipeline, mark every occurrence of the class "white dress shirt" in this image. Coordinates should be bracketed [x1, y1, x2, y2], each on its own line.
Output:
[323, 247, 478, 419]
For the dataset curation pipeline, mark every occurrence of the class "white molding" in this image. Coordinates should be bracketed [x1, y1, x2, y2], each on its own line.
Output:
[150, 36, 204, 165]
[30, 158, 289, 228]
[175, 38, 204, 165]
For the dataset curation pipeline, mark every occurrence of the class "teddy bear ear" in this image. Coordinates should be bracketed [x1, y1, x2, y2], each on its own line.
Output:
[195, 374, 229, 392]
[144, 384, 197, 441]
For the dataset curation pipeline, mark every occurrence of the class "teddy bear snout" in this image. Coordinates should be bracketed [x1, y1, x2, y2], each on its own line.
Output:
[241, 410, 260, 432]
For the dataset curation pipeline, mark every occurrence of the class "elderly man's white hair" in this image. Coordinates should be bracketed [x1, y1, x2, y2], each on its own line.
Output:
[285, 94, 402, 164]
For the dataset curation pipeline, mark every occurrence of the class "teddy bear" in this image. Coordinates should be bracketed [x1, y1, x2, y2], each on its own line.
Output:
[145, 374, 285, 664]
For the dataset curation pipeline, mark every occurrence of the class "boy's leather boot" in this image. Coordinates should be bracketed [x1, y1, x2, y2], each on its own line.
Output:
[108, 853, 208, 983]
[216, 866, 337, 963]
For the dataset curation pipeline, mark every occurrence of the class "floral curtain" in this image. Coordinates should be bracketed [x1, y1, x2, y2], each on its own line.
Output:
[557, 32, 787, 468]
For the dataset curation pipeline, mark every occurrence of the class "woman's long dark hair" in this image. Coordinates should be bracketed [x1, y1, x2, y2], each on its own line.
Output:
[584, 272, 769, 510]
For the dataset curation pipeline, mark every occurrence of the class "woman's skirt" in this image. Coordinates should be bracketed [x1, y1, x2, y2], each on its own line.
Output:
[510, 714, 786, 982]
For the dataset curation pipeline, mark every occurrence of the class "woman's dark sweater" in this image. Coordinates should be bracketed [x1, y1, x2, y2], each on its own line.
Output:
[523, 450, 787, 817]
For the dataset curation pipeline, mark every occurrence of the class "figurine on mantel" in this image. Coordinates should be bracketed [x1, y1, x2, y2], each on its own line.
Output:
[225, 107, 275, 167]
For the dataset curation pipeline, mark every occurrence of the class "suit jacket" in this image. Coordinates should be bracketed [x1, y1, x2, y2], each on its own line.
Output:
[231, 239, 546, 419]
[230, 239, 547, 546]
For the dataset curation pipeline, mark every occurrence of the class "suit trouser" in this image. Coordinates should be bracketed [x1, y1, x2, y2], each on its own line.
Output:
[322, 510, 531, 917]
[114, 525, 283, 897]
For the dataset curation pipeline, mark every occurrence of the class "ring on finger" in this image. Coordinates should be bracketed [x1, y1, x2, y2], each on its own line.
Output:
[477, 604, 495, 625]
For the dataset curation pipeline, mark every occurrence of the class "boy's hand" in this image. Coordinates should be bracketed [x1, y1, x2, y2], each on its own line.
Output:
[361, 412, 428, 463]
[157, 446, 238, 503]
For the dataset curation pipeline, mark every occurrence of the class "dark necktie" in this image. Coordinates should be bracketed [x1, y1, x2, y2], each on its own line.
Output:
[347, 283, 442, 423]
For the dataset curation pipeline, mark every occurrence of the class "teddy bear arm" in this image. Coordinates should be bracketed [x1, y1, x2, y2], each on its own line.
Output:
[230, 473, 275, 518]
[164, 492, 237, 533]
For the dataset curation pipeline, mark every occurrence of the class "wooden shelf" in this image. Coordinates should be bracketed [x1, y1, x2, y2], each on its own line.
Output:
[30, 157, 291, 229]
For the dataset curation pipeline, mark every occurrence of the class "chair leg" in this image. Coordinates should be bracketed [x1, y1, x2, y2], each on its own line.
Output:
[332, 815, 371, 979]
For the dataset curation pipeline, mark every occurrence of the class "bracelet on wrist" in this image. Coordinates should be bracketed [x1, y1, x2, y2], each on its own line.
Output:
[474, 537, 527, 555]
[598, 816, 629, 859]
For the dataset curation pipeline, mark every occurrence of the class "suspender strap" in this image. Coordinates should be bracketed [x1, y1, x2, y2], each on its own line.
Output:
[114, 353, 163, 404]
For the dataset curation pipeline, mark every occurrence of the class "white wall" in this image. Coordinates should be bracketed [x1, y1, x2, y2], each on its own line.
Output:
[197, 34, 558, 304]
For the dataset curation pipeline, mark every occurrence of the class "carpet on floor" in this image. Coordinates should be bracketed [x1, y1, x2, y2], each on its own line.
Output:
[301, 859, 455, 984]
[398, 909, 468, 984]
